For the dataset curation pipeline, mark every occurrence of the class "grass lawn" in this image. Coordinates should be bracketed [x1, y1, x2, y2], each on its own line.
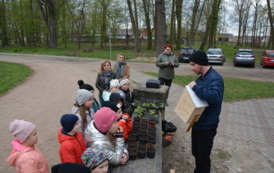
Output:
[0, 61, 33, 95]
[145, 72, 274, 102]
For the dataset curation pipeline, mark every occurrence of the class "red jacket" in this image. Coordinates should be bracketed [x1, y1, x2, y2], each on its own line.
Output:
[118, 113, 132, 141]
[58, 129, 87, 164]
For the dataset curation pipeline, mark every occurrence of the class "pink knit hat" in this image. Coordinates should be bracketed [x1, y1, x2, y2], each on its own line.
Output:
[120, 79, 129, 87]
[10, 119, 36, 143]
[94, 107, 118, 133]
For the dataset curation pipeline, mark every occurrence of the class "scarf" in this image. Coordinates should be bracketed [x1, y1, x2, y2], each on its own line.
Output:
[114, 61, 127, 79]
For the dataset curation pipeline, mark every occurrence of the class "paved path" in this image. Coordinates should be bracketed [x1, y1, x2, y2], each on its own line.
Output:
[1, 54, 274, 173]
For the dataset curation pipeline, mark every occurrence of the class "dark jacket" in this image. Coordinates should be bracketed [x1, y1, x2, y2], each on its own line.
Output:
[95, 72, 116, 98]
[192, 67, 224, 129]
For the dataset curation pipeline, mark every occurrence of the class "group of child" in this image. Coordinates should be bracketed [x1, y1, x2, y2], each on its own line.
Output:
[6, 55, 134, 173]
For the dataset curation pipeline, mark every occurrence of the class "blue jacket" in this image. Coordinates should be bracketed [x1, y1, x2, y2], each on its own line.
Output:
[192, 67, 224, 129]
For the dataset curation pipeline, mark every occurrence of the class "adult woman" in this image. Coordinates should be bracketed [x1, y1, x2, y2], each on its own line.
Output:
[112, 53, 130, 81]
[156, 43, 179, 105]
[96, 60, 116, 106]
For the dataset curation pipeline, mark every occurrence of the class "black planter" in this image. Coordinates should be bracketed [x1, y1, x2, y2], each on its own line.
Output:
[138, 142, 147, 150]
[139, 136, 147, 143]
[129, 150, 138, 160]
[131, 131, 139, 140]
[128, 141, 138, 148]
[147, 147, 156, 159]
[128, 145, 137, 152]
[147, 136, 156, 144]
[146, 142, 156, 149]
[128, 135, 138, 142]
[134, 117, 141, 122]
[138, 148, 146, 159]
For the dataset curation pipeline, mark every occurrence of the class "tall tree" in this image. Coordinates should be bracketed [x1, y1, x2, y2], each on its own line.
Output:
[175, 0, 183, 49]
[266, 0, 274, 49]
[37, 0, 58, 48]
[126, 0, 141, 52]
[155, 0, 166, 56]
[169, 0, 176, 45]
[142, 0, 153, 49]
[207, 0, 221, 48]
[0, 0, 9, 47]
[189, 0, 205, 47]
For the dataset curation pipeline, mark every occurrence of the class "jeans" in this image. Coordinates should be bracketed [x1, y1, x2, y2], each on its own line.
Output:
[191, 128, 217, 173]
[158, 78, 172, 100]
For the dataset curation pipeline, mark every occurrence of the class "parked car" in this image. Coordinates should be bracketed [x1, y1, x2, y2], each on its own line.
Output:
[261, 50, 274, 68]
[178, 47, 197, 63]
[233, 49, 255, 67]
[206, 48, 225, 65]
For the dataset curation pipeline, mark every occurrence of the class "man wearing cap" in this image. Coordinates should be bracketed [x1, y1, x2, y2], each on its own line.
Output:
[156, 43, 179, 106]
[188, 50, 224, 173]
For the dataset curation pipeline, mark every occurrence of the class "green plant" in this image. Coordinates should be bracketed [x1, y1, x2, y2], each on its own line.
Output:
[133, 106, 146, 118]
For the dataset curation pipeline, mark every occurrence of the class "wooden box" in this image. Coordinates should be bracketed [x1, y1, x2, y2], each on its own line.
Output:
[175, 86, 208, 131]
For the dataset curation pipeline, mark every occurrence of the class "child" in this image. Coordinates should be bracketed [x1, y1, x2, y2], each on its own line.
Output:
[85, 107, 128, 166]
[72, 89, 94, 142]
[51, 162, 90, 173]
[77, 80, 100, 113]
[7, 119, 50, 173]
[102, 79, 120, 102]
[58, 114, 87, 164]
[102, 101, 132, 141]
[82, 147, 109, 173]
[120, 79, 134, 116]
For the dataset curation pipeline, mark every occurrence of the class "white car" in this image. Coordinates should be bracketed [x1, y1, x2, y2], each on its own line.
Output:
[206, 48, 225, 65]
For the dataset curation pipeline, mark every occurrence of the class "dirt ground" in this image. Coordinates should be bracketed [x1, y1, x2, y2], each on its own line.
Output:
[1, 54, 274, 173]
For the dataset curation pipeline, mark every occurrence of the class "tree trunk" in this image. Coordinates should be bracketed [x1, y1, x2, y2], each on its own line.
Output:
[207, 0, 221, 48]
[155, 0, 166, 57]
[142, 0, 153, 49]
[127, 0, 141, 52]
[37, 0, 58, 48]
[169, 0, 175, 45]
[267, 0, 274, 49]
[175, 0, 182, 49]
[0, 0, 9, 47]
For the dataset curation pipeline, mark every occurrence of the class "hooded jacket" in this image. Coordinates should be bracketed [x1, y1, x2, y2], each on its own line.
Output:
[118, 113, 132, 141]
[58, 129, 87, 164]
[7, 140, 50, 173]
[85, 121, 128, 165]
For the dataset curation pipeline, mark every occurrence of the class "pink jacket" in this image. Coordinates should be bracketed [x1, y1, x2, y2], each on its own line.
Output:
[6, 140, 50, 173]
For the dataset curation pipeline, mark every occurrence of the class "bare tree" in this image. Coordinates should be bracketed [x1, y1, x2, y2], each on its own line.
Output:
[0, 0, 9, 47]
[200, 0, 222, 49]
[175, 0, 183, 49]
[155, 0, 166, 56]
[251, 0, 260, 47]
[189, 0, 206, 47]
[37, 0, 58, 48]
[142, 0, 153, 49]
[267, 0, 274, 49]
[169, 0, 176, 45]
[126, 0, 141, 52]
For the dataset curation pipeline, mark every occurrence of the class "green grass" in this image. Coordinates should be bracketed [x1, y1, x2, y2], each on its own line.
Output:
[0, 61, 33, 95]
[145, 72, 274, 102]
[0, 43, 156, 61]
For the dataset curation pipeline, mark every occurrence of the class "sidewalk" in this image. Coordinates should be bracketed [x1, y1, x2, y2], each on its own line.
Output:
[130, 62, 274, 173]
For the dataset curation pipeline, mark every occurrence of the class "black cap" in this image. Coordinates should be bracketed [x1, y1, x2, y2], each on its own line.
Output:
[189, 50, 209, 66]
[102, 101, 121, 112]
